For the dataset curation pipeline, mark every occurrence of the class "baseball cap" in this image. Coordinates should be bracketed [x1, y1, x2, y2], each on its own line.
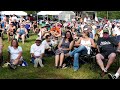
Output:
[84, 28, 88, 31]
[36, 37, 41, 41]
[103, 29, 109, 33]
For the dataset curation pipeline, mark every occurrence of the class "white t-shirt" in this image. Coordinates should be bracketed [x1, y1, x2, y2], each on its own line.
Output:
[114, 26, 120, 36]
[84, 17, 87, 22]
[41, 40, 51, 49]
[8, 46, 22, 60]
[41, 40, 57, 49]
[30, 44, 45, 57]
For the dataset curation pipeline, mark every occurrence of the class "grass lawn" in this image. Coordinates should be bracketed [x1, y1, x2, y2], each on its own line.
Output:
[0, 32, 119, 79]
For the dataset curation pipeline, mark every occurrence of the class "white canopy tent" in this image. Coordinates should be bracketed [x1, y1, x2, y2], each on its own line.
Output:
[1, 11, 27, 16]
[37, 11, 62, 21]
[58, 11, 75, 21]
[37, 11, 62, 15]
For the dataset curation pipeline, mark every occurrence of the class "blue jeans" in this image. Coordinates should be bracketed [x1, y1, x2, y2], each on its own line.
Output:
[69, 45, 88, 70]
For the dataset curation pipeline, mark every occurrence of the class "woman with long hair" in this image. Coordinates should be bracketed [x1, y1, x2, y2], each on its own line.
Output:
[65, 31, 96, 71]
[55, 31, 74, 68]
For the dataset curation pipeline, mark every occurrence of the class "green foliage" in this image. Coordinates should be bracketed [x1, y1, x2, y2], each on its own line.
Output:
[24, 11, 40, 15]
[97, 11, 120, 19]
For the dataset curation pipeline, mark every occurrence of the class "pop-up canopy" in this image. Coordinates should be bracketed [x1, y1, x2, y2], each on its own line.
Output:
[37, 11, 62, 15]
[1, 11, 27, 16]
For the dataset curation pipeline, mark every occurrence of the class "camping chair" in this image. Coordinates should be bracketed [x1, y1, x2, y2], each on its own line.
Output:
[79, 47, 98, 69]
[62, 47, 98, 69]
[92, 45, 120, 71]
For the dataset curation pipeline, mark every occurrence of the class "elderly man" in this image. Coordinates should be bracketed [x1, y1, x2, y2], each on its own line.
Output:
[30, 37, 45, 67]
[96, 29, 120, 77]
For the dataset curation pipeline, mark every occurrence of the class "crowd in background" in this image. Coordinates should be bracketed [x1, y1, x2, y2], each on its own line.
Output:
[0, 14, 120, 79]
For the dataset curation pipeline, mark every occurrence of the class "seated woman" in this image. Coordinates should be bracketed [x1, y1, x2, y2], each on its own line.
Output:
[55, 31, 74, 69]
[16, 24, 28, 44]
[65, 31, 96, 71]
[7, 39, 23, 69]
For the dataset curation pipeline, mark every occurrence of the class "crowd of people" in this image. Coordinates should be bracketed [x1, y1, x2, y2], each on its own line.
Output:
[0, 14, 120, 79]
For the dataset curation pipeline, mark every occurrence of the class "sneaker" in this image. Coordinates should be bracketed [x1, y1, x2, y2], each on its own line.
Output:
[8, 64, 16, 69]
[74, 68, 78, 72]
[62, 64, 67, 69]
[59, 66, 62, 68]
[62, 66, 67, 69]
[108, 73, 116, 79]
[55, 66, 59, 69]
[2, 62, 10, 68]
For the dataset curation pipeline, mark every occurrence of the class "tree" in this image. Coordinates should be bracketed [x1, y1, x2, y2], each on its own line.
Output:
[97, 11, 120, 19]
[24, 11, 40, 15]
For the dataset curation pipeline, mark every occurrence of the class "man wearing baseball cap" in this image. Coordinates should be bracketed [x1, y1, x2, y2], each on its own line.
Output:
[30, 37, 45, 67]
[96, 29, 120, 77]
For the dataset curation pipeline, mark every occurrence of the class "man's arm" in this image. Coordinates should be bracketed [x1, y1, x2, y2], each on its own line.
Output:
[96, 38, 101, 53]
[30, 45, 36, 58]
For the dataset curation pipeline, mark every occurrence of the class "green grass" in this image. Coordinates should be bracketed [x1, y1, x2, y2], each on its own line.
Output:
[0, 32, 119, 79]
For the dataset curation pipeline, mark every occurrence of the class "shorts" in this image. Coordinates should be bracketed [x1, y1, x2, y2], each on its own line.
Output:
[101, 51, 115, 59]
[55, 49, 69, 55]
[10, 58, 23, 63]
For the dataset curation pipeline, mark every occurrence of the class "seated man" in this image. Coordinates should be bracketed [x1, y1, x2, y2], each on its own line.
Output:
[41, 35, 56, 56]
[96, 29, 120, 77]
[30, 38, 45, 67]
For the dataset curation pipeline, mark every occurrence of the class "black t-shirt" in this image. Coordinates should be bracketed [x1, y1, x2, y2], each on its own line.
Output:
[97, 37, 118, 53]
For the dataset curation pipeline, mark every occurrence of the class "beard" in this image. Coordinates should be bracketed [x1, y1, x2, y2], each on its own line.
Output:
[103, 34, 109, 39]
